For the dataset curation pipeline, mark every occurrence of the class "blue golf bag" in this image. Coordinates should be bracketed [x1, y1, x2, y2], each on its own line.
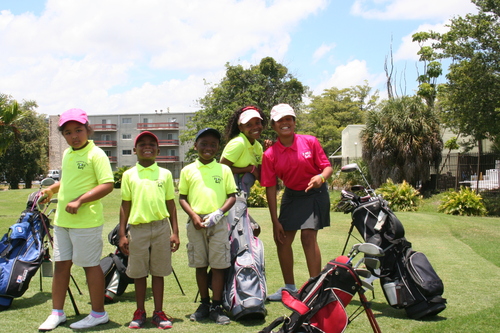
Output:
[0, 204, 48, 310]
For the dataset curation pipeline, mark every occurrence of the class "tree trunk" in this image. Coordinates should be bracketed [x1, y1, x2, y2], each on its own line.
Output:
[475, 139, 482, 194]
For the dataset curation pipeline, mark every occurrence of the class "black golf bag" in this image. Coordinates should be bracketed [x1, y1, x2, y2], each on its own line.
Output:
[344, 196, 446, 319]
[0, 194, 49, 310]
[222, 173, 267, 320]
[100, 223, 133, 302]
[259, 256, 367, 333]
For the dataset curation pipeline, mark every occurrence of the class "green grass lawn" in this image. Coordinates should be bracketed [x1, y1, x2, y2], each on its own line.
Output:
[1, 188, 499, 332]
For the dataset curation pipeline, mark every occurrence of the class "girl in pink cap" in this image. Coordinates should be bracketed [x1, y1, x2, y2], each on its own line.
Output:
[260, 103, 333, 301]
[38, 108, 114, 330]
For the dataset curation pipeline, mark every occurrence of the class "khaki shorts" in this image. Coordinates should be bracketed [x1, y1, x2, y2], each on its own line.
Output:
[126, 218, 172, 278]
[186, 216, 230, 269]
[53, 225, 103, 267]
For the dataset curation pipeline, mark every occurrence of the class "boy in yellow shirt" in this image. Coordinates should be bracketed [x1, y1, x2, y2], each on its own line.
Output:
[118, 131, 180, 329]
[178, 128, 237, 325]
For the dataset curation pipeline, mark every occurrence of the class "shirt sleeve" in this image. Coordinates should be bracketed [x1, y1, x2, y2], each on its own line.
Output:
[178, 167, 189, 196]
[311, 136, 331, 170]
[93, 149, 114, 184]
[221, 137, 244, 164]
[121, 170, 131, 201]
[223, 165, 238, 195]
[260, 148, 277, 187]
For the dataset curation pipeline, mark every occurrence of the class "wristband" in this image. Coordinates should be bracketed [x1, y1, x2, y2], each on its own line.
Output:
[318, 174, 326, 183]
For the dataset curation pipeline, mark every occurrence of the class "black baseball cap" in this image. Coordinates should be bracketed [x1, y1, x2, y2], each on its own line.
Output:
[195, 128, 221, 142]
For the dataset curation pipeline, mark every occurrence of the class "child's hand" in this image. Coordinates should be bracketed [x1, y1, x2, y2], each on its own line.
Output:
[65, 199, 82, 214]
[202, 209, 224, 227]
[170, 234, 180, 252]
[119, 236, 129, 256]
[39, 189, 53, 204]
[192, 215, 204, 230]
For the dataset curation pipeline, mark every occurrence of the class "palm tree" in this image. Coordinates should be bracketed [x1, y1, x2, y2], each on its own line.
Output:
[361, 95, 443, 187]
[0, 97, 24, 156]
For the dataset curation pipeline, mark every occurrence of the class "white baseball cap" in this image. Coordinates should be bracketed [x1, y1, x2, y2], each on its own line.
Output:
[270, 104, 296, 121]
[238, 109, 263, 125]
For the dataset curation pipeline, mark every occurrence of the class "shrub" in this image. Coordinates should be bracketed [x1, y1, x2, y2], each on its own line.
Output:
[113, 166, 131, 188]
[438, 186, 487, 216]
[376, 179, 422, 212]
[248, 181, 268, 207]
[482, 190, 500, 216]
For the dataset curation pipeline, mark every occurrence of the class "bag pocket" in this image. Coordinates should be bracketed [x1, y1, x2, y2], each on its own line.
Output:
[406, 251, 444, 297]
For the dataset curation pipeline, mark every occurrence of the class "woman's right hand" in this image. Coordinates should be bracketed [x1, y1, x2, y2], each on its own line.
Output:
[272, 222, 286, 244]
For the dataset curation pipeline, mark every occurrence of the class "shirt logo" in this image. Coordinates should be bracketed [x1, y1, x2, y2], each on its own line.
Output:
[76, 161, 88, 170]
[156, 180, 164, 188]
[303, 151, 312, 159]
[213, 175, 222, 184]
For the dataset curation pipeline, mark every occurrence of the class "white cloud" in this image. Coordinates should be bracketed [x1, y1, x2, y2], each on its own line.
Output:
[313, 59, 386, 95]
[0, 0, 327, 114]
[312, 43, 336, 63]
[351, 0, 477, 20]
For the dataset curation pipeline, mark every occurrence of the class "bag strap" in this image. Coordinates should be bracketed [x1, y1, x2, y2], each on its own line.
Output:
[110, 253, 127, 274]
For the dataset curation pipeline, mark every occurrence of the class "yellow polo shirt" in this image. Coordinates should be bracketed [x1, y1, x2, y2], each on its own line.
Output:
[221, 132, 263, 167]
[55, 140, 113, 228]
[178, 159, 237, 214]
[121, 162, 175, 225]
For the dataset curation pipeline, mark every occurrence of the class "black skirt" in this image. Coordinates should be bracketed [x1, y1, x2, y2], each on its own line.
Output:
[278, 183, 330, 231]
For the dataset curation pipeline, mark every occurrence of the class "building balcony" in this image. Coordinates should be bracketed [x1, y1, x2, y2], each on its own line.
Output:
[94, 140, 117, 147]
[137, 122, 179, 130]
[91, 124, 117, 131]
[158, 139, 179, 146]
[108, 156, 117, 163]
[156, 156, 179, 162]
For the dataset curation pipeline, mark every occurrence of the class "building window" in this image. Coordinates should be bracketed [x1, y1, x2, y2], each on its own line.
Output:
[170, 149, 176, 156]
[122, 134, 131, 140]
[122, 150, 132, 155]
[103, 150, 111, 157]
[122, 118, 132, 124]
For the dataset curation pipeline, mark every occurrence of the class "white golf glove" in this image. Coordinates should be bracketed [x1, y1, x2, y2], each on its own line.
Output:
[202, 209, 224, 227]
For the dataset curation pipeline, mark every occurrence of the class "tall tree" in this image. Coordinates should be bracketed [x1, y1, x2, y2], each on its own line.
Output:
[361, 96, 443, 187]
[303, 82, 378, 155]
[414, 0, 500, 148]
[0, 94, 25, 156]
[0, 103, 47, 189]
[180, 57, 306, 160]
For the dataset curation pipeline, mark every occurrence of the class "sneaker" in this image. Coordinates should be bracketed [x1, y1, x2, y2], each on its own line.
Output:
[267, 287, 298, 301]
[39, 314, 66, 331]
[189, 303, 210, 322]
[209, 304, 230, 325]
[152, 311, 173, 329]
[69, 312, 109, 329]
[129, 309, 146, 329]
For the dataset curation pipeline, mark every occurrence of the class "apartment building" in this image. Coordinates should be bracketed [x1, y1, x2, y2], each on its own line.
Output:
[48, 111, 195, 178]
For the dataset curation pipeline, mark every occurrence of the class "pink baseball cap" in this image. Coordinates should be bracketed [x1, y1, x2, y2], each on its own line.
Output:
[270, 104, 296, 121]
[59, 108, 89, 127]
[134, 131, 159, 146]
[238, 108, 263, 125]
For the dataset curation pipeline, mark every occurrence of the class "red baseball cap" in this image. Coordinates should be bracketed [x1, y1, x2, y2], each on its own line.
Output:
[134, 131, 159, 146]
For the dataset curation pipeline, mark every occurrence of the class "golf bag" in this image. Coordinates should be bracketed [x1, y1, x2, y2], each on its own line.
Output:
[0, 198, 48, 310]
[259, 256, 364, 333]
[223, 189, 267, 320]
[100, 223, 133, 302]
[344, 195, 446, 319]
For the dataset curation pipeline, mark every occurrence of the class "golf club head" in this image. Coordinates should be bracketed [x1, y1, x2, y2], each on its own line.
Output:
[50, 198, 58, 204]
[358, 243, 385, 257]
[361, 280, 374, 291]
[355, 268, 372, 278]
[350, 185, 366, 192]
[341, 163, 360, 173]
[41, 178, 55, 187]
[348, 243, 362, 257]
[364, 257, 381, 270]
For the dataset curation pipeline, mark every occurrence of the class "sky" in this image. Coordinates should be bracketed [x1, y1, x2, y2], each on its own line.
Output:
[0, 0, 478, 116]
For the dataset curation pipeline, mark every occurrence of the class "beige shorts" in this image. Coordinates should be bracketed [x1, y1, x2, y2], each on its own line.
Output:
[126, 218, 172, 278]
[186, 216, 230, 269]
[53, 225, 103, 267]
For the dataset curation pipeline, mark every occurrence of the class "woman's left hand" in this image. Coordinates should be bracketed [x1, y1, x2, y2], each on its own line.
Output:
[305, 175, 324, 192]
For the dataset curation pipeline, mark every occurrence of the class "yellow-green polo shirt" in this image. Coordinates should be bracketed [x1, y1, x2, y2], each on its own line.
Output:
[121, 162, 175, 225]
[55, 140, 114, 228]
[221, 132, 263, 167]
[178, 159, 237, 215]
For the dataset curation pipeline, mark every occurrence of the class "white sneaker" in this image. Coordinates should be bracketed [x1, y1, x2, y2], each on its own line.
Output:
[69, 313, 109, 329]
[39, 314, 67, 331]
[267, 287, 297, 301]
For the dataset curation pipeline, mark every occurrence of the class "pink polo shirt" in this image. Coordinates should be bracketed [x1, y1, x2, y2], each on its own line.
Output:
[261, 134, 331, 191]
